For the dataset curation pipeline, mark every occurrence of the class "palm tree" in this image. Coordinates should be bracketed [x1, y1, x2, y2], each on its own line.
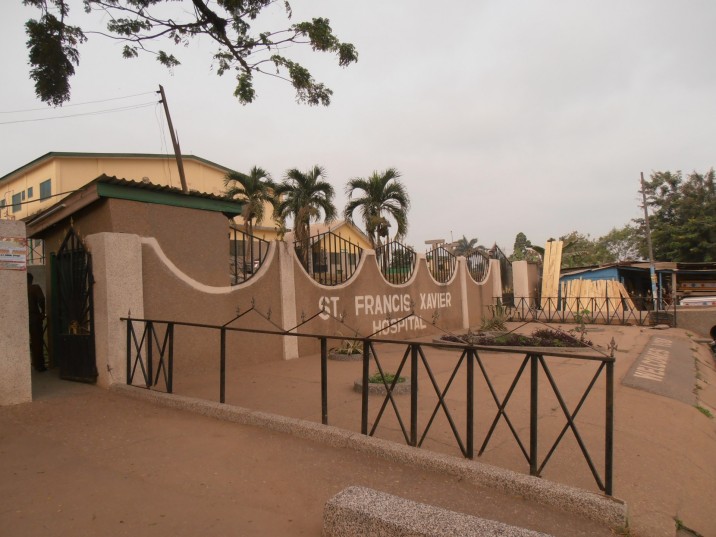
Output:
[223, 166, 275, 237]
[453, 235, 480, 256]
[344, 168, 410, 248]
[274, 166, 337, 264]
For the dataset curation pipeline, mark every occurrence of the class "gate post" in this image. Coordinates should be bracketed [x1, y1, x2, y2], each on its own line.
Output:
[0, 220, 32, 405]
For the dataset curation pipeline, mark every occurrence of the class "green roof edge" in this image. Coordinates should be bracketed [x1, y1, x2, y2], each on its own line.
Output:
[96, 181, 243, 217]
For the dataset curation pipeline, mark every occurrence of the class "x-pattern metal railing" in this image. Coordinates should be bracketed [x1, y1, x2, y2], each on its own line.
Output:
[121, 303, 615, 495]
[126, 318, 174, 392]
[509, 296, 676, 327]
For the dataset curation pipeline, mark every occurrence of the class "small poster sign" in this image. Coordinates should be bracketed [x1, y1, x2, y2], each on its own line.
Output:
[0, 237, 27, 271]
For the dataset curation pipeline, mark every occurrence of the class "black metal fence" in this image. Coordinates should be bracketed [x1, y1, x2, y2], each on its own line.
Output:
[121, 312, 614, 495]
[508, 296, 677, 326]
[230, 228, 270, 285]
[294, 231, 363, 286]
[465, 248, 490, 283]
[426, 246, 456, 283]
[375, 241, 416, 284]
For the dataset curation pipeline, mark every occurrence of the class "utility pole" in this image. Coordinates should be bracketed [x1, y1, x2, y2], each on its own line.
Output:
[640, 172, 658, 311]
[158, 85, 188, 193]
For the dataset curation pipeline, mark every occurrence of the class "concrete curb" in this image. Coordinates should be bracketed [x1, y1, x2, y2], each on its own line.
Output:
[109, 383, 628, 531]
[323, 486, 553, 537]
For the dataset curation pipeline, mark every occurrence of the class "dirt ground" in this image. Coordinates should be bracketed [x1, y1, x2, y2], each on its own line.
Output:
[2, 322, 715, 537]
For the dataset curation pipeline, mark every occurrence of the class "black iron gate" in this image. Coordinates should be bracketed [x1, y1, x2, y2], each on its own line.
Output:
[53, 227, 97, 382]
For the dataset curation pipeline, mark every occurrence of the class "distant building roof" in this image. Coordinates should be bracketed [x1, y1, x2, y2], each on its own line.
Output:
[0, 151, 236, 185]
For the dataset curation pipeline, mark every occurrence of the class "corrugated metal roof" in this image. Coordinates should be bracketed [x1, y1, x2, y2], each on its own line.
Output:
[95, 175, 234, 202]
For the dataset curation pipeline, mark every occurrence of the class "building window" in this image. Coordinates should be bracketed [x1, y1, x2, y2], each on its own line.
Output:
[0, 199, 5, 208]
[12, 192, 22, 213]
[27, 186, 34, 198]
[40, 179, 52, 200]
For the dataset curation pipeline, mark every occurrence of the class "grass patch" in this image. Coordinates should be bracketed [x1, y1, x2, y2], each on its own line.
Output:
[695, 406, 713, 419]
[368, 371, 405, 384]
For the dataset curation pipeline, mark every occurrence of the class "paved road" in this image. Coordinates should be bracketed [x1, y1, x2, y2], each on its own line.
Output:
[622, 335, 696, 405]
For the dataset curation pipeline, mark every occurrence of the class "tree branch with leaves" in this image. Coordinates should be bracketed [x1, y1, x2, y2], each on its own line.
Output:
[23, 0, 358, 106]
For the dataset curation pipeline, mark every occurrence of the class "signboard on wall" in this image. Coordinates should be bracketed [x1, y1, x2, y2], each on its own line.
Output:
[0, 237, 27, 271]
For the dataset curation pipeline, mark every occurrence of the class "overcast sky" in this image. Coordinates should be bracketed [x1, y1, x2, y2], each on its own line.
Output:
[2, 1, 716, 253]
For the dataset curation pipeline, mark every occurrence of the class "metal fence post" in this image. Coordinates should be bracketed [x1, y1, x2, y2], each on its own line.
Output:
[530, 353, 539, 476]
[361, 339, 370, 435]
[146, 321, 153, 387]
[467, 349, 475, 459]
[410, 344, 419, 447]
[125, 319, 132, 384]
[220, 327, 226, 403]
[167, 323, 174, 394]
[605, 360, 614, 496]
[321, 337, 328, 425]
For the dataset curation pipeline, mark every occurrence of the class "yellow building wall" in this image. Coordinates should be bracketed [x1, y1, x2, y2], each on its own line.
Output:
[330, 224, 372, 251]
[0, 154, 235, 221]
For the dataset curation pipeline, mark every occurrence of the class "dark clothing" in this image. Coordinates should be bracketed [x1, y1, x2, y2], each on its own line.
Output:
[28, 283, 46, 371]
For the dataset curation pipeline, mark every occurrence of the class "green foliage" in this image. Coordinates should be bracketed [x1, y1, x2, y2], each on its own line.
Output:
[344, 169, 410, 248]
[509, 232, 542, 262]
[23, 0, 358, 106]
[274, 166, 337, 263]
[24, 1, 86, 106]
[331, 339, 363, 355]
[453, 236, 480, 256]
[638, 170, 716, 262]
[368, 371, 405, 384]
[696, 405, 714, 419]
[510, 232, 531, 261]
[223, 166, 275, 236]
[480, 302, 510, 332]
[558, 231, 613, 268]
[595, 225, 642, 262]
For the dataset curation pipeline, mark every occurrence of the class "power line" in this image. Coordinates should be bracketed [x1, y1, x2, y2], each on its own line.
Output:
[0, 102, 158, 125]
[1, 189, 81, 210]
[0, 91, 157, 114]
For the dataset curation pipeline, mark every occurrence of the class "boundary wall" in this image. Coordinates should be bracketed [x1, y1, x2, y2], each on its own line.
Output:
[76, 232, 501, 388]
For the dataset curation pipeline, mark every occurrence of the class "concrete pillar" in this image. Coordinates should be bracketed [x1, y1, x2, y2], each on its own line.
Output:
[512, 260, 530, 300]
[278, 241, 299, 360]
[86, 233, 144, 388]
[0, 220, 32, 405]
[458, 257, 470, 329]
[490, 259, 503, 300]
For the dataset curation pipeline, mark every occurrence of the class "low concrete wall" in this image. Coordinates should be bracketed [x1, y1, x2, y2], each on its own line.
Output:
[676, 306, 716, 339]
[0, 220, 32, 405]
[323, 486, 552, 537]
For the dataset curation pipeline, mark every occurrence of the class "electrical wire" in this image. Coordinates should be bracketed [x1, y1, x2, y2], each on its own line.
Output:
[0, 91, 157, 114]
[0, 189, 81, 209]
[0, 102, 158, 125]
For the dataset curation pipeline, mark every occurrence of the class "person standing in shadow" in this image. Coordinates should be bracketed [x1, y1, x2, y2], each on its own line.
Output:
[27, 272, 46, 372]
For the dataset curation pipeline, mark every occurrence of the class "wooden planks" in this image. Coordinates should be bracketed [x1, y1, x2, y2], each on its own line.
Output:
[540, 240, 563, 310]
[560, 278, 636, 316]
